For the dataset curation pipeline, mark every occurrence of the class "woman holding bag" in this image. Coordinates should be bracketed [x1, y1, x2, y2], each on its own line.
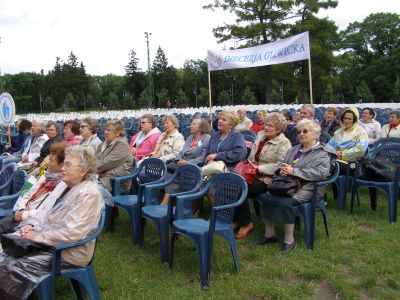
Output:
[233, 112, 292, 239]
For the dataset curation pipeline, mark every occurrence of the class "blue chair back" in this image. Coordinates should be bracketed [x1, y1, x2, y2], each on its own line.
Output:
[240, 130, 256, 143]
[0, 163, 18, 195]
[138, 158, 166, 185]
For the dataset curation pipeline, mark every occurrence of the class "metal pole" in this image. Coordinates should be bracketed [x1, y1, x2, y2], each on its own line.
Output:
[308, 58, 313, 104]
[144, 32, 155, 108]
[208, 71, 212, 129]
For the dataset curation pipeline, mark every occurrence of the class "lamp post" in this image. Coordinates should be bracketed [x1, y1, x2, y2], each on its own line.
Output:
[144, 32, 155, 108]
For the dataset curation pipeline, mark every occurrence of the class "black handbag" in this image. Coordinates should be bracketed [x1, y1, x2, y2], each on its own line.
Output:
[167, 161, 180, 172]
[1, 234, 50, 258]
[359, 156, 397, 182]
[268, 175, 299, 197]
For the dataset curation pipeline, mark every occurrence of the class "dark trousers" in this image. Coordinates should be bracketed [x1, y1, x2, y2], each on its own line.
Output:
[233, 179, 268, 226]
[0, 216, 19, 235]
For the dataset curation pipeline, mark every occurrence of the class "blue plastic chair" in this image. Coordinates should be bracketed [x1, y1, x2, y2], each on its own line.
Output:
[36, 209, 105, 300]
[169, 173, 248, 289]
[256, 162, 340, 250]
[350, 143, 400, 223]
[142, 164, 202, 265]
[110, 158, 166, 244]
[0, 170, 26, 218]
[331, 161, 356, 210]
[240, 130, 256, 143]
[0, 162, 17, 190]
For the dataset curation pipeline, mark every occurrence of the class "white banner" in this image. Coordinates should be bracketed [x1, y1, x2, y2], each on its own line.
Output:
[207, 32, 310, 71]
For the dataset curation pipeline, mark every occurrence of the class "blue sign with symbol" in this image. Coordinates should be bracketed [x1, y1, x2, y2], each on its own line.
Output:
[0, 93, 16, 125]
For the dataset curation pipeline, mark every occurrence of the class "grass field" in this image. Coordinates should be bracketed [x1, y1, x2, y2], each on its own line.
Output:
[54, 188, 400, 299]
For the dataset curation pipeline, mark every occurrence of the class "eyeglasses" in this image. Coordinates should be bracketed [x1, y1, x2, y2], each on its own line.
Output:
[80, 125, 88, 128]
[140, 121, 150, 124]
[63, 161, 81, 169]
[297, 129, 309, 135]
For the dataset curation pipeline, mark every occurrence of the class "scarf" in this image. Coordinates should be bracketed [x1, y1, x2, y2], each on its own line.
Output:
[25, 172, 62, 209]
[387, 122, 400, 137]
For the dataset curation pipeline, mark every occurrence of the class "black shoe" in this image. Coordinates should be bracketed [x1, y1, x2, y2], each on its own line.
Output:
[279, 242, 296, 254]
[256, 234, 278, 245]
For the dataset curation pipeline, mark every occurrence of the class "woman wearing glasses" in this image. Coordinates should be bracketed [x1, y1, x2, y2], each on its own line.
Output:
[79, 117, 102, 152]
[257, 119, 334, 253]
[129, 114, 161, 162]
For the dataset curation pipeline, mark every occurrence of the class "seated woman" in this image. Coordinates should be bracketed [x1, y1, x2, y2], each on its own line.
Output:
[3, 119, 32, 164]
[79, 117, 102, 152]
[147, 115, 184, 163]
[161, 118, 211, 205]
[358, 107, 381, 145]
[233, 113, 292, 239]
[129, 114, 161, 161]
[250, 110, 267, 134]
[0, 143, 68, 234]
[95, 120, 132, 192]
[320, 107, 340, 142]
[63, 120, 83, 146]
[30, 121, 63, 176]
[205, 110, 247, 172]
[327, 107, 368, 173]
[0, 146, 103, 299]
[380, 110, 400, 138]
[257, 120, 334, 253]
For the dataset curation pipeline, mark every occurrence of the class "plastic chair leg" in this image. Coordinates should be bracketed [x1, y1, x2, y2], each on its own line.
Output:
[220, 231, 240, 273]
[169, 233, 177, 269]
[369, 187, 377, 211]
[156, 219, 169, 265]
[300, 206, 313, 250]
[196, 237, 209, 290]
[319, 204, 330, 239]
[69, 279, 86, 300]
[37, 275, 54, 300]
[105, 205, 114, 232]
[385, 187, 397, 223]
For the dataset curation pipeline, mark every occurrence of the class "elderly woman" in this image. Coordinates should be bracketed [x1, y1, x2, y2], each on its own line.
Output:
[19, 120, 49, 165]
[320, 107, 341, 139]
[205, 110, 247, 172]
[161, 118, 211, 205]
[257, 120, 334, 253]
[79, 117, 102, 152]
[250, 110, 267, 134]
[380, 110, 400, 138]
[95, 120, 132, 192]
[327, 107, 368, 173]
[235, 109, 253, 131]
[63, 120, 83, 146]
[0, 143, 68, 234]
[147, 115, 184, 163]
[129, 114, 161, 161]
[30, 121, 63, 175]
[234, 113, 292, 239]
[358, 107, 381, 145]
[0, 146, 103, 299]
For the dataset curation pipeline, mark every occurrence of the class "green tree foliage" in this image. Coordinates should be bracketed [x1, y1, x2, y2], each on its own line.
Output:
[356, 81, 375, 103]
[241, 86, 257, 104]
[340, 13, 400, 102]
[124, 49, 145, 108]
[175, 89, 189, 108]
[217, 89, 232, 105]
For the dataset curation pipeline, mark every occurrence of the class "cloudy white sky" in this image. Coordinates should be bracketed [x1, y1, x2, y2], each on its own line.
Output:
[1, 0, 399, 76]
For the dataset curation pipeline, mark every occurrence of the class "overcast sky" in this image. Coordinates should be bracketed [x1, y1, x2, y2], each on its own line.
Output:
[1, 0, 399, 76]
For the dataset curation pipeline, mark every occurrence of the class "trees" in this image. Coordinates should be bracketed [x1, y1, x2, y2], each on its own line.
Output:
[124, 49, 145, 108]
[340, 13, 400, 102]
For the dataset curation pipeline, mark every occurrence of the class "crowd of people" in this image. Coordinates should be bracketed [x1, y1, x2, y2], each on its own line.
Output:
[0, 106, 398, 298]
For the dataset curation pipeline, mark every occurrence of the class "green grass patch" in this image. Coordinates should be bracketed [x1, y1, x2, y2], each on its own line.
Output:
[53, 188, 400, 299]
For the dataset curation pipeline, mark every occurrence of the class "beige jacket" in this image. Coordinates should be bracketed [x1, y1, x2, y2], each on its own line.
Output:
[248, 132, 292, 185]
[33, 179, 102, 267]
[95, 136, 133, 191]
[151, 130, 185, 163]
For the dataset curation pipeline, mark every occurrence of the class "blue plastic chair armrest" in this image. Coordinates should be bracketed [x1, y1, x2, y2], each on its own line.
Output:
[144, 174, 177, 199]
[112, 170, 140, 195]
[51, 235, 96, 251]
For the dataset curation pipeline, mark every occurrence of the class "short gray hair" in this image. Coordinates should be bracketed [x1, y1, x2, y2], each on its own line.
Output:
[141, 114, 157, 128]
[105, 119, 125, 137]
[65, 145, 97, 180]
[390, 110, 400, 119]
[302, 104, 315, 117]
[163, 115, 179, 129]
[264, 112, 287, 133]
[297, 119, 321, 140]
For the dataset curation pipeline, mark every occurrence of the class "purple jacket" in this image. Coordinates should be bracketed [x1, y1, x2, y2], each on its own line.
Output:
[206, 129, 247, 171]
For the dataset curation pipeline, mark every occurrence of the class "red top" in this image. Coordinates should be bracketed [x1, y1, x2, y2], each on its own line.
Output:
[250, 121, 264, 134]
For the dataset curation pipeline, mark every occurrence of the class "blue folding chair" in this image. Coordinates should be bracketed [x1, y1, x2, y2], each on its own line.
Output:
[142, 164, 202, 265]
[169, 173, 248, 289]
[351, 143, 400, 223]
[256, 162, 340, 250]
[36, 209, 105, 300]
[110, 158, 166, 244]
[0, 170, 26, 218]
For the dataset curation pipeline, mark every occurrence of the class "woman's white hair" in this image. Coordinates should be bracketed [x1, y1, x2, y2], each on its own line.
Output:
[296, 119, 321, 140]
